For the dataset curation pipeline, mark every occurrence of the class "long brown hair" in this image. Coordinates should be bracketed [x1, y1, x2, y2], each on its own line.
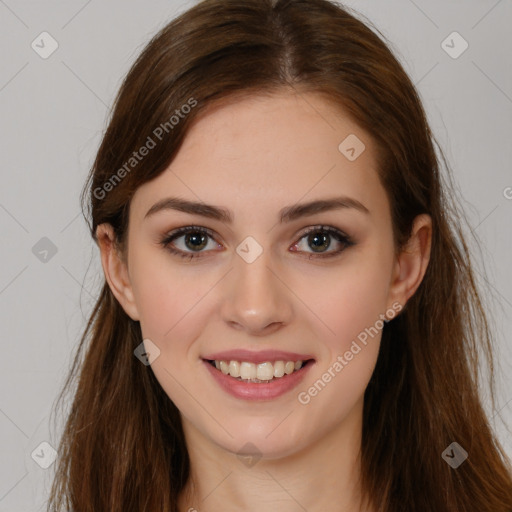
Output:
[47, 0, 512, 510]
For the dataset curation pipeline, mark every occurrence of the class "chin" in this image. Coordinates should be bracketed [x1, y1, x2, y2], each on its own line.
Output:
[210, 420, 309, 461]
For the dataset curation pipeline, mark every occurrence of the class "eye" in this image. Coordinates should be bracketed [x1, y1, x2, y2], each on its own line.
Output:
[159, 224, 354, 261]
[159, 226, 221, 260]
[291, 225, 354, 259]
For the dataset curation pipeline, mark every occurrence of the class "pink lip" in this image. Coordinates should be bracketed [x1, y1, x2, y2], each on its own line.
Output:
[202, 349, 315, 364]
[202, 359, 315, 401]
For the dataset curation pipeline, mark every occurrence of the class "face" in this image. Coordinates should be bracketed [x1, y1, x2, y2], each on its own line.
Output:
[98, 90, 430, 460]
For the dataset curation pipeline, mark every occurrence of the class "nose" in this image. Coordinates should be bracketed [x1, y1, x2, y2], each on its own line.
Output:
[220, 247, 293, 336]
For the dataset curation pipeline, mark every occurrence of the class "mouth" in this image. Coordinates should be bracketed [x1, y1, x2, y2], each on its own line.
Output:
[203, 358, 315, 383]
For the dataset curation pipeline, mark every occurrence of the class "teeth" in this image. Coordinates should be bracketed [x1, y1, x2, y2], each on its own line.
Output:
[211, 359, 306, 382]
[273, 360, 285, 378]
[228, 360, 240, 378]
[219, 361, 229, 374]
[257, 362, 274, 380]
[284, 361, 295, 374]
[240, 361, 257, 380]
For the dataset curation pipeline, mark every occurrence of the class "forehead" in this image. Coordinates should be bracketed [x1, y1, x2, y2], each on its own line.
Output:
[130, 90, 389, 225]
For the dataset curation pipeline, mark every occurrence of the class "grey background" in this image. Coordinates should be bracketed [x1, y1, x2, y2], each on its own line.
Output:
[0, 0, 511, 510]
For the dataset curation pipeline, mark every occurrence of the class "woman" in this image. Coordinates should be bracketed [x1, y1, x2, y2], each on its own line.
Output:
[47, 0, 512, 510]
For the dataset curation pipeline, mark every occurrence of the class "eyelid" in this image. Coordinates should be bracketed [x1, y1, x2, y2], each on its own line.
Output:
[289, 225, 354, 258]
[298, 224, 351, 241]
[161, 225, 221, 247]
[160, 224, 354, 260]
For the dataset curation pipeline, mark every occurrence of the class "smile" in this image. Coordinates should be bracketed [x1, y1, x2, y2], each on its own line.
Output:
[202, 358, 315, 400]
[206, 359, 311, 382]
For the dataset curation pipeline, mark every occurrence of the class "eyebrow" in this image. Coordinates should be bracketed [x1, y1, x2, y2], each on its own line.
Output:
[144, 195, 370, 223]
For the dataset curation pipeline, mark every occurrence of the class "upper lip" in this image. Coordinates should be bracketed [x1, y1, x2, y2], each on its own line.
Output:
[202, 349, 315, 364]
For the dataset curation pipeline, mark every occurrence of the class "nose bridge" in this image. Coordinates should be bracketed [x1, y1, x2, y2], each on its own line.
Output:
[221, 241, 292, 334]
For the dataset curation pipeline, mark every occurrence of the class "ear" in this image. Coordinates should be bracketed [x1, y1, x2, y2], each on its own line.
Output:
[96, 223, 140, 321]
[387, 213, 432, 313]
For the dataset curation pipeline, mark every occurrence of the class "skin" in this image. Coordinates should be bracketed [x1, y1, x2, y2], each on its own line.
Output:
[97, 90, 432, 512]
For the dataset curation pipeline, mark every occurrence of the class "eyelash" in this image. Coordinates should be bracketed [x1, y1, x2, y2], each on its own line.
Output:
[159, 225, 355, 261]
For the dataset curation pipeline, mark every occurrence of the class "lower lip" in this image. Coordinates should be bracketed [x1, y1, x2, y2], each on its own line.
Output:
[202, 359, 314, 401]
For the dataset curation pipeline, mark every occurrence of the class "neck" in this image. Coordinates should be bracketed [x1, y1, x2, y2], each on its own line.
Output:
[178, 397, 373, 512]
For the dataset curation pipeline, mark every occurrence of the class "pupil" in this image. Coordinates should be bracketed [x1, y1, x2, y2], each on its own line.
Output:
[183, 231, 332, 253]
[309, 232, 330, 252]
[185, 232, 207, 251]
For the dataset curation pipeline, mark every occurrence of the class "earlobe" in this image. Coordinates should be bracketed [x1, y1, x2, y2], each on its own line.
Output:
[387, 214, 432, 311]
[95, 223, 140, 321]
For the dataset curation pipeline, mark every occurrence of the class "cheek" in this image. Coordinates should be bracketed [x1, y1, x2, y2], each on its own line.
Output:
[125, 240, 392, 454]
[128, 247, 206, 344]
[292, 267, 389, 426]
[301, 256, 391, 354]
[131, 238, 392, 356]
[291, 253, 392, 412]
